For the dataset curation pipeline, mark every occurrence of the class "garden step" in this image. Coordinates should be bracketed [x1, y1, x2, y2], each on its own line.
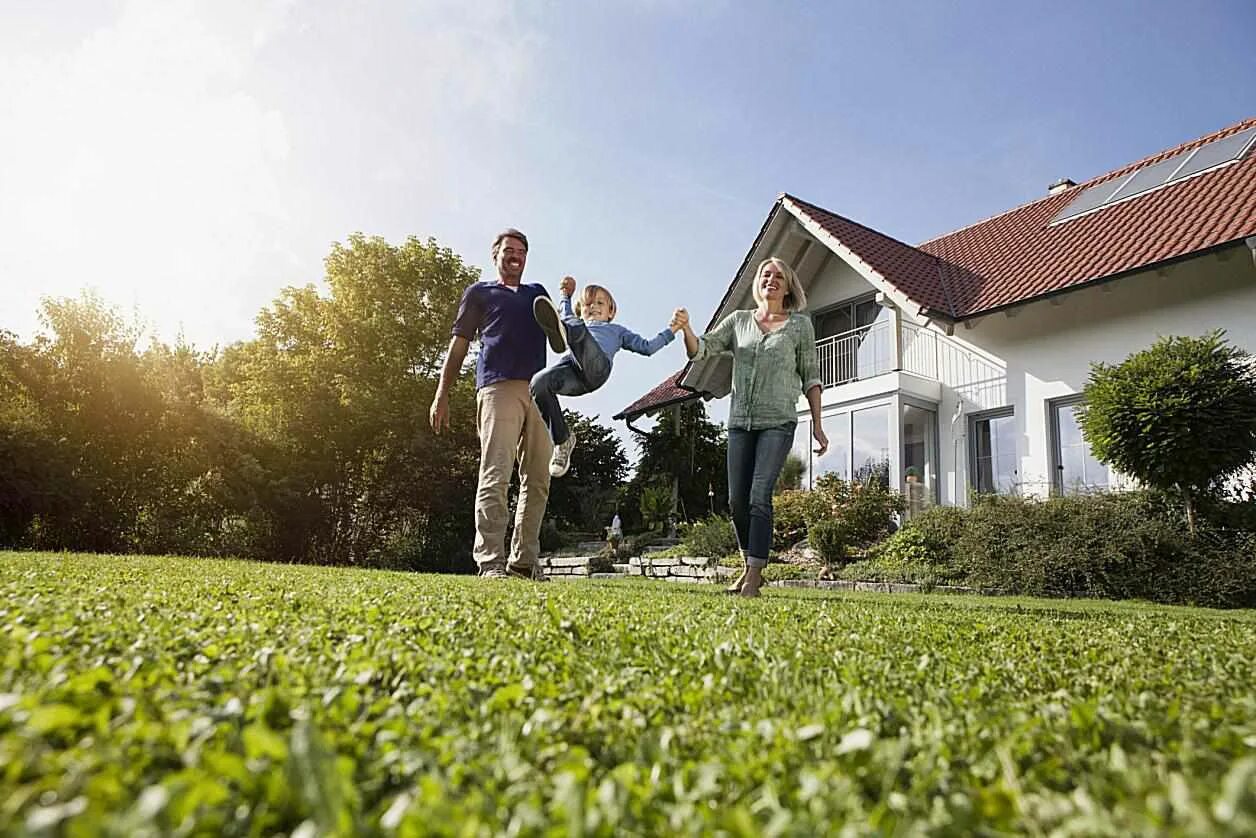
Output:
[612, 563, 632, 574]
[575, 541, 607, 554]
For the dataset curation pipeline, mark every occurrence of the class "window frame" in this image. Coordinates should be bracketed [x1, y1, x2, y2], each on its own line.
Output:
[1047, 394, 1110, 496]
[968, 406, 1017, 496]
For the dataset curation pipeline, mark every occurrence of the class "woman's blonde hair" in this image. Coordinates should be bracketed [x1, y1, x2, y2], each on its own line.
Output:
[574, 284, 617, 320]
[750, 257, 806, 311]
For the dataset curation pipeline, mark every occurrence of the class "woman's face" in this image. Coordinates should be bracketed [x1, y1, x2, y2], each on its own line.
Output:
[757, 262, 788, 305]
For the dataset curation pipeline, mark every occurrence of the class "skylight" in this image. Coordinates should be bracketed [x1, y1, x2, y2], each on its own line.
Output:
[1051, 126, 1256, 224]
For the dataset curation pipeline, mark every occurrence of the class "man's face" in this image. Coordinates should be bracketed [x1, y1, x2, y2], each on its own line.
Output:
[495, 237, 527, 284]
[582, 291, 614, 322]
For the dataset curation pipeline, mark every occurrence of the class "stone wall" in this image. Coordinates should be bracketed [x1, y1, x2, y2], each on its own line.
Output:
[538, 554, 738, 583]
[539, 555, 592, 579]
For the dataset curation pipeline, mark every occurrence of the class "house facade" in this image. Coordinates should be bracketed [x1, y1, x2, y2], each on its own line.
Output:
[617, 118, 1256, 516]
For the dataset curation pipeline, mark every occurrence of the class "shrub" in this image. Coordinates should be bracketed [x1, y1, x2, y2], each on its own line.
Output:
[809, 519, 850, 567]
[772, 489, 822, 550]
[677, 516, 738, 558]
[1079, 331, 1256, 533]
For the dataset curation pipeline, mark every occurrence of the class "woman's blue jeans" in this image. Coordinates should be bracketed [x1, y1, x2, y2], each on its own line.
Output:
[727, 422, 796, 568]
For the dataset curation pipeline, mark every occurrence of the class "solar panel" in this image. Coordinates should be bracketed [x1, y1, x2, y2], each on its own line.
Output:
[1051, 181, 1119, 222]
[1052, 126, 1256, 224]
[1170, 126, 1256, 182]
[1107, 152, 1190, 202]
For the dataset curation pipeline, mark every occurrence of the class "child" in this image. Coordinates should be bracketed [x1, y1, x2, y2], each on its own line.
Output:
[531, 276, 682, 477]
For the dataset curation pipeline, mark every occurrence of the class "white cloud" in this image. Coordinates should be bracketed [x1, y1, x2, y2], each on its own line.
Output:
[0, 0, 300, 346]
[0, 0, 541, 348]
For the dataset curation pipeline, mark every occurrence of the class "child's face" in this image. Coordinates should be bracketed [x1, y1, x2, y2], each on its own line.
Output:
[582, 291, 614, 322]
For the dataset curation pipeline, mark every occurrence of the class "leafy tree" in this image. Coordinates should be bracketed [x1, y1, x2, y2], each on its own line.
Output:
[1079, 331, 1256, 533]
[545, 411, 629, 532]
[626, 401, 727, 529]
[207, 234, 481, 566]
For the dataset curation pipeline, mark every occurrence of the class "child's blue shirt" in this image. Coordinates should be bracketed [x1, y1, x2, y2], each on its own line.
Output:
[559, 296, 673, 364]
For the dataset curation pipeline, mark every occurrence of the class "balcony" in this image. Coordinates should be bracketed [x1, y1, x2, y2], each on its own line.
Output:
[814, 318, 1005, 405]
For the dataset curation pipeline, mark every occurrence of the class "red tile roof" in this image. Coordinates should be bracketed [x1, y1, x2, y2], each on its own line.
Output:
[619, 117, 1256, 420]
[613, 369, 695, 421]
[782, 195, 963, 316]
[788, 116, 1256, 319]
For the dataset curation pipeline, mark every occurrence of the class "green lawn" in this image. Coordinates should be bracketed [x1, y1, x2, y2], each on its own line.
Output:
[2, 552, 1254, 836]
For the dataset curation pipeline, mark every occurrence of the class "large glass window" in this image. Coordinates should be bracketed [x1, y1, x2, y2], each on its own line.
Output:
[813, 411, 851, 485]
[786, 421, 813, 491]
[971, 409, 1018, 494]
[852, 405, 890, 488]
[1050, 397, 1110, 495]
[902, 403, 937, 518]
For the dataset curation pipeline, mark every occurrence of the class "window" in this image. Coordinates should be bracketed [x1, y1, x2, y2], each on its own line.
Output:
[852, 405, 890, 488]
[812, 411, 851, 485]
[1050, 397, 1110, 495]
[902, 403, 937, 518]
[970, 408, 1017, 495]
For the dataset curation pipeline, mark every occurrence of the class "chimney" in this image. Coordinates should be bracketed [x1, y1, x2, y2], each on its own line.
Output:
[1048, 178, 1076, 195]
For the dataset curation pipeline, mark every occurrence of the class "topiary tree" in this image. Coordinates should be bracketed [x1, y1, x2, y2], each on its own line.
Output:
[1078, 330, 1256, 533]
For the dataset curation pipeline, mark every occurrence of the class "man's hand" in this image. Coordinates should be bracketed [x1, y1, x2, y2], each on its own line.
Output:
[559, 276, 576, 298]
[812, 424, 829, 456]
[429, 390, 450, 434]
[670, 307, 689, 333]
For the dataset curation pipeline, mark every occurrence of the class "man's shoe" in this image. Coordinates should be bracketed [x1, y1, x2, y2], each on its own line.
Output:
[479, 567, 510, 579]
[507, 564, 548, 582]
[534, 296, 568, 354]
[550, 433, 577, 477]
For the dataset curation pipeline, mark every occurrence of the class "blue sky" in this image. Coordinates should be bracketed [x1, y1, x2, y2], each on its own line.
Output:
[2, 0, 1254, 455]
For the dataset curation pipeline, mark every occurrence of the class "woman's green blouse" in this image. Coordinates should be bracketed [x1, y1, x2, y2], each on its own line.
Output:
[691, 310, 822, 430]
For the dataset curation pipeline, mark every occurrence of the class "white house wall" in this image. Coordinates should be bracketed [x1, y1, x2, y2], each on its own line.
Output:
[804, 255, 876, 312]
[936, 248, 1256, 504]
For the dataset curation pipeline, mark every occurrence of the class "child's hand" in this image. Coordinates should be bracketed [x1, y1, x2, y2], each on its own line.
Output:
[559, 276, 576, 298]
[670, 308, 689, 333]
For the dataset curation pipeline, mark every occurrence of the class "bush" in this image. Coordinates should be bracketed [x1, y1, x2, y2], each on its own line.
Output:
[539, 518, 563, 555]
[949, 491, 1256, 607]
[677, 516, 738, 558]
[775, 476, 904, 553]
[809, 519, 850, 566]
[772, 489, 823, 551]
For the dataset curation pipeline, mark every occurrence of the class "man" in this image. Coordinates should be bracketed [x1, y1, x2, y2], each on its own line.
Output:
[430, 229, 553, 578]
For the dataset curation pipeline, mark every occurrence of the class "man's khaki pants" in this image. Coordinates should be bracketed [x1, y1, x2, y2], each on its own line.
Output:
[474, 380, 553, 574]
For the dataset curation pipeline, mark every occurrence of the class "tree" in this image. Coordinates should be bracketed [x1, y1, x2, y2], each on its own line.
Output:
[626, 401, 727, 530]
[545, 411, 629, 532]
[207, 233, 482, 566]
[1078, 331, 1256, 533]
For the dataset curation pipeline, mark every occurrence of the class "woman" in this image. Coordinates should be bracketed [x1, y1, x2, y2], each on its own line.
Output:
[678, 257, 827, 597]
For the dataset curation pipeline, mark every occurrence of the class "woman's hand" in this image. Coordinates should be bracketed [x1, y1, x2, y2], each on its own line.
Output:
[812, 424, 829, 456]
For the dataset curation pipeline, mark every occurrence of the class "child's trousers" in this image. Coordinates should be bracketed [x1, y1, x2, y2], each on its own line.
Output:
[529, 319, 612, 445]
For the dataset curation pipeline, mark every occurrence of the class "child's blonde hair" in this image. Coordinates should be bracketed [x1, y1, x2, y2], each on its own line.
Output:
[574, 284, 618, 320]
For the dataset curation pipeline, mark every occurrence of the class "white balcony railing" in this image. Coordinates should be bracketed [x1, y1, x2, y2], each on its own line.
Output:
[814, 320, 894, 387]
[815, 318, 1006, 408]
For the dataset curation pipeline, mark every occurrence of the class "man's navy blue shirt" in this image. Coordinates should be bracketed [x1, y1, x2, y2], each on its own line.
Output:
[452, 281, 550, 390]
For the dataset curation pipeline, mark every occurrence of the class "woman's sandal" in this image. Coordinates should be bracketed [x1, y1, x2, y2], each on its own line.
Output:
[724, 571, 747, 594]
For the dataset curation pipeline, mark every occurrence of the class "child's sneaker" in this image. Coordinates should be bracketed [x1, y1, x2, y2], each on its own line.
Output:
[550, 433, 577, 477]
[534, 296, 568, 354]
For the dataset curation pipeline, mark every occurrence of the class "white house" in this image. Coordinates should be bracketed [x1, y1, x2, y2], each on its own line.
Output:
[617, 117, 1256, 515]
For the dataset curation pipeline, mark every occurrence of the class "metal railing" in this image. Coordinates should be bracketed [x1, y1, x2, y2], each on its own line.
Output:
[814, 320, 893, 387]
[814, 319, 1007, 409]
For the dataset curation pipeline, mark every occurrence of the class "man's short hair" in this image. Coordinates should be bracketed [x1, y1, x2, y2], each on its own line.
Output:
[491, 228, 529, 259]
